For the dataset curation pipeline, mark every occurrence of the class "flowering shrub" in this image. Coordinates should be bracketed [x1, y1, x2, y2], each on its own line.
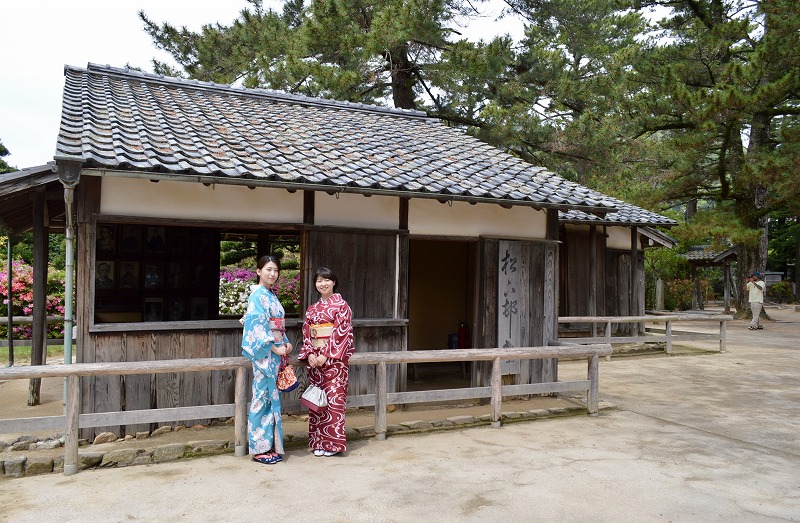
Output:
[219, 266, 301, 316]
[664, 278, 712, 311]
[0, 260, 67, 339]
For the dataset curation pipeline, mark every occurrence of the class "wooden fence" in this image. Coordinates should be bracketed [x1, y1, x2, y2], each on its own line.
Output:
[558, 314, 733, 354]
[0, 344, 611, 475]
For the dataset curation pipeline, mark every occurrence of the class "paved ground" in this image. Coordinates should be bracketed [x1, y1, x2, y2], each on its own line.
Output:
[1, 306, 799, 522]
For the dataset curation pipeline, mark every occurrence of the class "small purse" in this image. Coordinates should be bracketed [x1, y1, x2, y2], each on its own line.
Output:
[300, 384, 328, 412]
[277, 356, 299, 392]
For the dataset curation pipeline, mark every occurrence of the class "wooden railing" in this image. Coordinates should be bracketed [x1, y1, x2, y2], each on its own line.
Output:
[558, 314, 733, 354]
[0, 344, 611, 475]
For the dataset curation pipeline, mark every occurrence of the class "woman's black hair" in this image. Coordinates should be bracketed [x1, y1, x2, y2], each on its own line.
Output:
[257, 254, 281, 272]
[315, 267, 338, 291]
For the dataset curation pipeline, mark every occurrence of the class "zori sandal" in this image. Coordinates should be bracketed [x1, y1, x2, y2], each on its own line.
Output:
[252, 454, 280, 465]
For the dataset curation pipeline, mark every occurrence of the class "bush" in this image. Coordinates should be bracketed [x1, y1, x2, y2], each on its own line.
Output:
[0, 260, 67, 339]
[768, 280, 794, 303]
[219, 266, 300, 316]
[664, 278, 712, 311]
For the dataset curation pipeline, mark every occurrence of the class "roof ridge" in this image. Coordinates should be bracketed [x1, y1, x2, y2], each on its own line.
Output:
[69, 63, 431, 120]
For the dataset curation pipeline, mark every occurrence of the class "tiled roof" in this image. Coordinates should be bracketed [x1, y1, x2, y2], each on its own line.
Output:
[56, 64, 616, 213]
[54, 63, 666, 225]
[560, 200, 677, 227]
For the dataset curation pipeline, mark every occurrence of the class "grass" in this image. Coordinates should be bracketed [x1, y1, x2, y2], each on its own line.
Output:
[0, 345, 65, 365]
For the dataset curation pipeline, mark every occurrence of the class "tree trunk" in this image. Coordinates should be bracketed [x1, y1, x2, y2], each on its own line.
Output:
[387, 44, 416, 110]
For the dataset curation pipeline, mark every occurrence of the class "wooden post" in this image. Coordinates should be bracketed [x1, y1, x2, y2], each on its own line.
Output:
[64, 374, 80, 476]
[723, 264, 731, 315]
[605, 321, 612, 361]
[29, 190, 48, 406]
[587, 353, 599, 416]
[719, 320, 727, 353]
[665, 320, 673, 354]
[234, 365, 247, 456]
[375, 361, 387, 440]
[490, 357, 502, 428]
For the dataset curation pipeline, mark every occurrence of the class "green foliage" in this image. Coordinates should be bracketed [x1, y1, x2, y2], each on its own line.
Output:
[0, 139, 15, 173]
[140, 0, 484, 111]
[768, 280, 794, 304]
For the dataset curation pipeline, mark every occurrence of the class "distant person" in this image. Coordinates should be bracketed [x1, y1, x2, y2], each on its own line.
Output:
[746, 271, 765, 330]
[298, 267, 354, 457]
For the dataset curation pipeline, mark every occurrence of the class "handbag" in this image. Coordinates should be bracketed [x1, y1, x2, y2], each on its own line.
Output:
[276, 356, 299, 392]
[300, 384, 328, 412]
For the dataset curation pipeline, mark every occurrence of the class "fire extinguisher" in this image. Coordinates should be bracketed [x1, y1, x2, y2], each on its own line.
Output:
[457, 321, 470, 349]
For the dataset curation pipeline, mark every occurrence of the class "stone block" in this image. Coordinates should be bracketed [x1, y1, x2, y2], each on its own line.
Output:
[400, 420, 433, 430]
[187, 440, 230, 457]
[101, 449, 144, 467]
[528, 409, 550, 416]
[151, 426, 173, 438]
[502, 412, 523, 420]
[92, 432, 118, 445]
[547, 407, 567, 415]
[10, 440, 35, 452]
[53, 455, 64, 473]
[24, 456, 54, 476]
[446, 415, 477, 425]
[132, 452, 153, 466]
[78, 452, 104, 470]
[153, 443, 187, 463]
[4, 457, 26, 478]
[33, 439, 62, 450]
[135, 432, 150, 440]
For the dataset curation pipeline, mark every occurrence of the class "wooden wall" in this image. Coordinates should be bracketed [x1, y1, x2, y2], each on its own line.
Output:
[473, 238, 558, 388]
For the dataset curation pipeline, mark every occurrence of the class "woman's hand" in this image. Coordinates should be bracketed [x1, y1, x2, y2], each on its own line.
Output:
[308, 354, 327, 367]
[272, 344, 292, 356]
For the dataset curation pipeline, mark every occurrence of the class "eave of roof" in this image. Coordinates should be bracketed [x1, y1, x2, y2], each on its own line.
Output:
[56, 64, 628, 215]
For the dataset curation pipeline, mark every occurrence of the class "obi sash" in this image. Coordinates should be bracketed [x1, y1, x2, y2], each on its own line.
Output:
[269, 318, 285, 332]
[310, 323, 334, 348]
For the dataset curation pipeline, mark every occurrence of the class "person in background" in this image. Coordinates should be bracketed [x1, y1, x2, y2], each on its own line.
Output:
[299, 267, 354, 457]
[746, 271, 766, 330]
[241, 255, 293, 464]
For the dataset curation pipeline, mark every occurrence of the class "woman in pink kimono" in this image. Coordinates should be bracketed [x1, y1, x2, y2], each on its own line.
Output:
[299, 267, 354, 457]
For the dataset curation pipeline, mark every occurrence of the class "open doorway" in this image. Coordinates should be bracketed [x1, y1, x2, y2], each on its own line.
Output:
[407, 239, 477, 390]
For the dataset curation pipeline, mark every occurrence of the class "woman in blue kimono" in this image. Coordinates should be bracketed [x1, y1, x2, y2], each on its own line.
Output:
[241, 255, 293, 464]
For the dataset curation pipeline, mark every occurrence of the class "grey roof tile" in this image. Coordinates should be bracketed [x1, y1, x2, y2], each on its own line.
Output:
[54, 63, 672, 224]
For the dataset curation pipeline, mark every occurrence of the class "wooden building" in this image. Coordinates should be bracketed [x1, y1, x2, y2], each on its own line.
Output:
[39, 64, 675, 436]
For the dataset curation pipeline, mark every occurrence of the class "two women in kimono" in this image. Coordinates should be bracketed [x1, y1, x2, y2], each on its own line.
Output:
[241, 255, 293, 465]
[299, 267, 355, 457]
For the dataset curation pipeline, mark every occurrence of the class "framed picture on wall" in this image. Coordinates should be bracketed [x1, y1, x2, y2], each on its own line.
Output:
[190, 297, 208, 320]
[118, 261, 140, 289]
[143, 297, 163, 322]
[95, 260, 115, 290]
[96, 225, 116, 253]
[146, 226, 166, 254]
[166, 297, 186, 321]
[144, 263, 164, 290]
[119, 225, 141, 253]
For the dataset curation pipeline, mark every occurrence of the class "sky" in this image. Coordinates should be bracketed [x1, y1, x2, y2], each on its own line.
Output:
[0, 1, 523, 170]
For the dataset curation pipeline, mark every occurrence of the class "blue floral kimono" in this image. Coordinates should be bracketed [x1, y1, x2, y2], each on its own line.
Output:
[241, 285, 289, 455]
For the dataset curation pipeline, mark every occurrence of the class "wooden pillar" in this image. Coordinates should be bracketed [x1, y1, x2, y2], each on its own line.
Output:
[629, 227, 639, 336]
[29, 190, 48, 406]
[723, 264, 731, 314]
[375, 361, 387, 440]
[589, 225, 597, 319]
[691, 265, 699, 310]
